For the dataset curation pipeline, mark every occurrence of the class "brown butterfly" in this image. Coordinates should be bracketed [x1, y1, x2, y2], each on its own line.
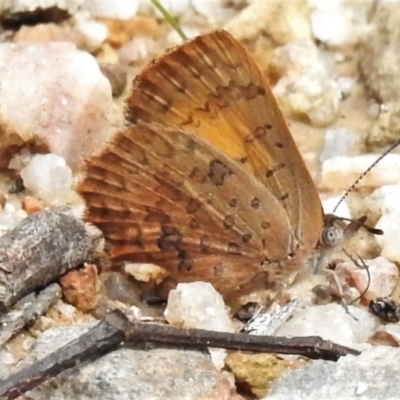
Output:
[78, 30, 343, 300]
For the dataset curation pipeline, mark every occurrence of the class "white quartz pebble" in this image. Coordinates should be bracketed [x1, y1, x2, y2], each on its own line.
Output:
[165, 282, 236, 369]
[271, 39, 341, 126]
[375, 212, 400, 262]
[321, 154, 400, 190]
[84, 0, 139, 19]
[21, 154, 73, 206]
[0, 42, 113, 171]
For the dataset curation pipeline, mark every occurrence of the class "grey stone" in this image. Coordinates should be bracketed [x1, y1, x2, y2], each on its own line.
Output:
[0, 349, 14, 380]
[264, 346, 400, 400]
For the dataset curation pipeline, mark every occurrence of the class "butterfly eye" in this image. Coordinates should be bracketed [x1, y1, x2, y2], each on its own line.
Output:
[320, 226, 343, 247]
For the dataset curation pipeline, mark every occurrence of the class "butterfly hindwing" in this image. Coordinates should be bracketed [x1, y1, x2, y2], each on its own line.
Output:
[79, 124, 296, 294]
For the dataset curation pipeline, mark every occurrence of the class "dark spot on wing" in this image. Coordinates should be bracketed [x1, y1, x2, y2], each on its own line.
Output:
[242, 233, 252, 243]
[266, 162, 286, 178]
[280, 193, 290, 202]
[186, 198, 202, 214]
[208, 159, 232, 186]
[144, 207, 171, 224]
[229, 198, 237, 208]
[189, 219, 200, 229]
[200, 235, 211, 253]
[228, 242, 241, 255]
[177, 250, 193, 272]
[223, 215, 235, 229]
[189, 167, 207, 183]
[261, 221, 271, 230]
[157, 226, 182, 251]
[250, 197, 260, 209]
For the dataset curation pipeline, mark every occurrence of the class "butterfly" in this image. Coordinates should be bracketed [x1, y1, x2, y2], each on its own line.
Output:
[78, 30, 343, 300]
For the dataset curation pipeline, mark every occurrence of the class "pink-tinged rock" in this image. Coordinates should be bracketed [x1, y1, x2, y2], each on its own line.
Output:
[335, 257, 399, 304]
[0, 42, 113, 171]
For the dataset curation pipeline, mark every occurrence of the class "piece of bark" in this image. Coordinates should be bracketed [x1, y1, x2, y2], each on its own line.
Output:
[0, 208, 102, 312]
[0, 283, 62, 346]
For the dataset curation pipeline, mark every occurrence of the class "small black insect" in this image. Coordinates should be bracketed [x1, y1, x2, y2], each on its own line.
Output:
[369, 297, 400, 323]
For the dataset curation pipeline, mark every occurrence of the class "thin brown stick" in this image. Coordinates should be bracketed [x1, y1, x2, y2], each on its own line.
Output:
[0, 309, 360, 399]
[0, 318, 124, 400]
[107, 310, 359, 359]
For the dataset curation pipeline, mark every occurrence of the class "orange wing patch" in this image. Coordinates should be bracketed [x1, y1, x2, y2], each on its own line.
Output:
[126, 30, 323, 253]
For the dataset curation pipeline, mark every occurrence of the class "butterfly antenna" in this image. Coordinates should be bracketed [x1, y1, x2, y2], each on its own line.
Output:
[342, 248, 371, 306]
[333, 138, 400, 214]
[151, 0, 188, 41]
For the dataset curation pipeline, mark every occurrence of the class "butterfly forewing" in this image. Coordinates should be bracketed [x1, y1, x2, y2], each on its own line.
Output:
[126, 30, 323, 253]
[79, 124, 296, 295]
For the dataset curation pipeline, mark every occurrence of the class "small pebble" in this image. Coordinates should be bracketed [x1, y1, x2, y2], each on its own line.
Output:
[365, 184, 400, 218]
[336, 76, 356, 98]
[165, 282, 237, 369]
[143, 0, 191, 17]
[165, 282, 236, 332]
[192, 0, 236, 24]
[309, 0, 374, 47]
[335, 257, 399, 304]
[358, 2, 400, 104]
[369, 323, 400, 346]
[75, 20, 108, 50]
[270, 39, 341, 126]
[321, 154, 400, 190]
[274, 303, 380, 348]
[101, 272, 141, 306]
[320, 128, 357, 162]
[124, 262, 168, 283]
[84, 0, 139, 19]
[322, 195, 351, 219]
[375, 212, 400, 261]
[118, 35, 156, 63]
[21, 196, 44, 214]
[224, 0, 311, 43]
[59, 264, 100, 312]
[3, 0, 82, 18]
[55, 301, 76, 320]
[0, 202, 26, 231]
[99, 63, 127, 97]
[21, 154, 73, 206]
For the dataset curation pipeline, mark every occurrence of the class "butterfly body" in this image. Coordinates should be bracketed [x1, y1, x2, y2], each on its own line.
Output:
[79, 30, 337, 299]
